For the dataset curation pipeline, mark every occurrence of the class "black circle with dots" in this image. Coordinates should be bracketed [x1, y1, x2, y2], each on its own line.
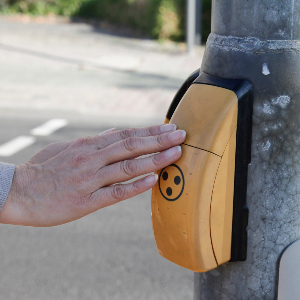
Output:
[158, 164, 185, 201]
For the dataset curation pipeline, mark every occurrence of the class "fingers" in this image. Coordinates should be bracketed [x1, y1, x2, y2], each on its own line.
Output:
[92, 123, 177, 149]
[99, 129, 186, 166]
[98, 128, 116, 136]
[89, 174, 158, 209]
[96, 146, 182, 187]
[28, 141, 72, 164]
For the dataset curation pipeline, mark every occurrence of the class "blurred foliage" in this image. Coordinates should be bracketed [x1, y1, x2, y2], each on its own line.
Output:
[0, 0, 212, 42]
[76, 0, 187, 40]
[0, 0, 83, 16]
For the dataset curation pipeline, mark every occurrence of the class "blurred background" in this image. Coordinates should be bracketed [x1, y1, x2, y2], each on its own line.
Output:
[0, 1, 209, 299]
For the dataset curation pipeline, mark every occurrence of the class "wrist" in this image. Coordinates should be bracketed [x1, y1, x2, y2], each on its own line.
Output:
[0, 164, 34, 225]
[0, 163, 15, 210]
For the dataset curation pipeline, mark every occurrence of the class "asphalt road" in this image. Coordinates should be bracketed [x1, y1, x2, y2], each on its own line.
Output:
[0, 17, 203, 118]
[0, 110, 194, 300]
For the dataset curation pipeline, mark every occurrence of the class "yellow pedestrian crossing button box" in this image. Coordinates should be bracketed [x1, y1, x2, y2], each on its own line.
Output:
[151, 72, 253, 272]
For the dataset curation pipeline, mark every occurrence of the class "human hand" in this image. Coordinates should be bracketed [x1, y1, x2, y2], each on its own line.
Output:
[1, 124, 186, 227]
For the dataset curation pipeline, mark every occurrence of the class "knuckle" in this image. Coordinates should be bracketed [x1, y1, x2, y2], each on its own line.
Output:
[152, 154, 162, 167]
[121, 160, 137, 176]
[123, 137, 138, 152]
[147, 126, 158, 136]
[120, 128, 137, 139]
[145, 127, 153, 136]
[155, 135, 165, 148]
[89, 136, 98, 147]
[111, 185, 126, 200]
[78, 170, 96, 185]
[132, 181, 142, 193]
[72, 153, 91, 166]
[74, 137, 89, 147]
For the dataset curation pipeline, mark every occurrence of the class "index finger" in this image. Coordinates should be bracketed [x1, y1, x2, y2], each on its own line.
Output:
[93, 124, 177, 149]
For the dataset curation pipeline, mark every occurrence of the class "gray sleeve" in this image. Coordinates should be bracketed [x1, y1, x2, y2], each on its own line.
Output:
[0, 163, 15, 210]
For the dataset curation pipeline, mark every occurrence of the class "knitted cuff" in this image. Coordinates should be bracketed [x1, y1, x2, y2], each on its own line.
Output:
[0, 163, 15, 210]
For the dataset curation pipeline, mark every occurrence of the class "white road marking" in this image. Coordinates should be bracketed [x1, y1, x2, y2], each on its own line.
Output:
[0, 136, 36, 157]
[30, 119, 68, 136]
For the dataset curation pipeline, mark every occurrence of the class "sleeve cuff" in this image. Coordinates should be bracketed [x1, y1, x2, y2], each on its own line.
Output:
[0, 163, 15, 211]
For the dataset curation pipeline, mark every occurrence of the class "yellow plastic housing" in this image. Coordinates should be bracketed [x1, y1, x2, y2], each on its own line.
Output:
[151, 84, 238, 272]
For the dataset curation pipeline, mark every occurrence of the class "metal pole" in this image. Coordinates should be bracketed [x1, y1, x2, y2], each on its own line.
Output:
[194, 0, 300, 299]
[186, 0, 196, 54]
[195, 0, 202, 45]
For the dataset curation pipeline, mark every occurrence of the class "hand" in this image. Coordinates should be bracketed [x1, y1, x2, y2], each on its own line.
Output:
[1, 124, 186, 227]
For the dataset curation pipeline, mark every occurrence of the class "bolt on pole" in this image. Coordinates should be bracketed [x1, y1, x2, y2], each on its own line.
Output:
[194, 0, 300, 299]
[186, 0, 196, 54]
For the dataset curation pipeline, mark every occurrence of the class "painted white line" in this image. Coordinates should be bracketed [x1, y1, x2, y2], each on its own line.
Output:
[30, 119, 68, 136]
[0, 136, 36, 157]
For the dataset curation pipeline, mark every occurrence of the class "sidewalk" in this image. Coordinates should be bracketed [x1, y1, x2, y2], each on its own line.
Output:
[0, 16, 204, 121]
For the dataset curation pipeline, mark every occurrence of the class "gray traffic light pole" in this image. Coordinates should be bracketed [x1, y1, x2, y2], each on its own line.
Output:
[186, 0, 196, 54]
[194, 0, 300, 299]
[187, 0, 202, 52]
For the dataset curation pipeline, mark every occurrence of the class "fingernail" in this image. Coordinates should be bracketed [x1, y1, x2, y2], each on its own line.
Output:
[168, 130, 186, 142]
[160, 124, 177, 133]
[164, 146, 182, 158]
[99, 128, 116, 136]
[145, 174, 158, 184]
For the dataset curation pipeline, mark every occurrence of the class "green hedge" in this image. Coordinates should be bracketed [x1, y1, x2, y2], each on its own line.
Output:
[1, 0, 212, 42]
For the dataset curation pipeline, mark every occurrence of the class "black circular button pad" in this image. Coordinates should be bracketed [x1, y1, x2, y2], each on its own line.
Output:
[158, 164, 185, 201]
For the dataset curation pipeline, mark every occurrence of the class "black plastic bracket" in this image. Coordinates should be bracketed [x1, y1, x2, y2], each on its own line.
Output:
[166, 68, 200, 121]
